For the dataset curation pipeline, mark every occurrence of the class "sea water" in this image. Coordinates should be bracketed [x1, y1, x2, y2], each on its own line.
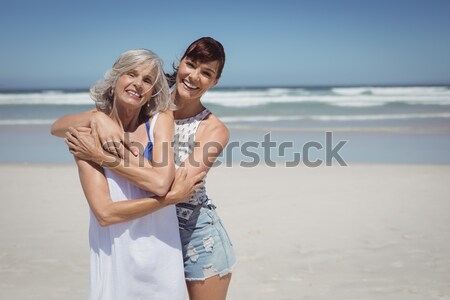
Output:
[1, 86, 450, 165]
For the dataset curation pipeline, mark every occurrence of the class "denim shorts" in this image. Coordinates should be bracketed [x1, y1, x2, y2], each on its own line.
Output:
[179, 204, 236, 281]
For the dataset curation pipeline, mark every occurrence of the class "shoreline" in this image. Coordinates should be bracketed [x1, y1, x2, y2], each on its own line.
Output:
[6, 124, 450, 166]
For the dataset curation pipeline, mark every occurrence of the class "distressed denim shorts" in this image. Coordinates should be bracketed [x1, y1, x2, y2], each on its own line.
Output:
[179, 204, 236, 281]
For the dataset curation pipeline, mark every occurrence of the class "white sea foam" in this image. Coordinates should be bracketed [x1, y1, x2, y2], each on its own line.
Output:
[332, 86, 450, 96]
[331, 87, 371, 95]
[221, 113, 450, 123]
[203, 86, 450, 107]
[0, 92, 91, 105]
[370, 86, 450, 95]
[203, 93, 450, 107]
[0, 119, 55, 125]
[1, 86, 450, 107]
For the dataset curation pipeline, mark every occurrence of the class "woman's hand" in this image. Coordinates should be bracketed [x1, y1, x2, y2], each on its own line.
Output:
[164, 167, 206, 205]
[65, 121, 112, 165]
[92, 112, 138, 157]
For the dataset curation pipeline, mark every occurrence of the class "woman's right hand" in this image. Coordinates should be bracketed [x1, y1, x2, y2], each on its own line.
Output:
[65, 122, 108, 165]
[164, 167, 206, 205]
[91, 112, 137, 157]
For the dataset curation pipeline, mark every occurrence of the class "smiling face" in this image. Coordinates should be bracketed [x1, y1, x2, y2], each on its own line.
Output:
[175, 58, 219, 101]
[114, 62, 157, 111]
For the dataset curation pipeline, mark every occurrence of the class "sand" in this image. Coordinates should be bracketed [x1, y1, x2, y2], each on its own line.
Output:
[1, 163, 450, 300]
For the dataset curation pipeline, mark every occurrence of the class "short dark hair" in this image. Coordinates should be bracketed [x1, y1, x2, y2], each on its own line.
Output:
[181, 37, 226, 79]
[166, 37, 226, 87]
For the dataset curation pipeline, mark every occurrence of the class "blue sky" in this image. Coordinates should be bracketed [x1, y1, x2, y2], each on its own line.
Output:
[1, 0, 449, 89]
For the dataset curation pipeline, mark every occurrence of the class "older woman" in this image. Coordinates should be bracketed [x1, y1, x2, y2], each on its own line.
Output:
[52, 49, 203, 300]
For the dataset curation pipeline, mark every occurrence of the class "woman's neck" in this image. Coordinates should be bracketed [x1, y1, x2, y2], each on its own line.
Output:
[110, 106, 141, 132]
[172, 91, 205, 120]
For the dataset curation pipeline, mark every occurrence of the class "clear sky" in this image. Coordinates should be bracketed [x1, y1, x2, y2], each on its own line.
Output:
[1, 0, 449, 89]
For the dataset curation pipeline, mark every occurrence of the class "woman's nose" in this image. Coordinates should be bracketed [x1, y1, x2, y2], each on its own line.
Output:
[134, 78, 143, 89]
[190, 69, 200, 83]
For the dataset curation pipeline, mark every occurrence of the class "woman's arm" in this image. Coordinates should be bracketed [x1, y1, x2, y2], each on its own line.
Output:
[66, 111, 176, 196]
[76, 157, 204, 227]
[181, 114, 229, 178]
[96, 111, 176, 196]
[51, 109, 129, 155]
[51, 109, 97, 137]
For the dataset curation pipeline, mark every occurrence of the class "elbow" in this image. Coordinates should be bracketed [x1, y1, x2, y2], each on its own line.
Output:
[98, 220, 111, 227]
[150, 177, 172, 197]
[50, 123, 58, 136]
[50, 121, 63, 137]
[98, 217, 112, 227]
[95, 211, 114, 227]
[152, 185, 170, 197]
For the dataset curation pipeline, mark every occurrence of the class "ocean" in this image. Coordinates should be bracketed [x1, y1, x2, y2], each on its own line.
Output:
[1, 86, 450, 165]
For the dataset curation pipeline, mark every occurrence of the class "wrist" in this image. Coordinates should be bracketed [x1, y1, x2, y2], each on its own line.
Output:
[98, 154, 122, 168]
[91, 151, 107, 166]
[162, 191, 176, 206]
[92, 156, 104, 167]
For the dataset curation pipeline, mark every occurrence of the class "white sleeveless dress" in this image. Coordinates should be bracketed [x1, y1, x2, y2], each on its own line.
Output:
[88, 113, 186, 300]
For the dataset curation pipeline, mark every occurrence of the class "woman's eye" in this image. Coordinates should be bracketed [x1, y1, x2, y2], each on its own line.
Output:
[128, 72, 135, 77]
[202, 72, 212, 78]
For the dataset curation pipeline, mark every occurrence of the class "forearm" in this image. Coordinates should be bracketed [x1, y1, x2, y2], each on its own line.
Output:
[101, 156, 174, 196]
[99, 196, 171, 226]
[71, 110, 175, 195]
[76, 157, 175, 227]
[51, 109, 96, 137]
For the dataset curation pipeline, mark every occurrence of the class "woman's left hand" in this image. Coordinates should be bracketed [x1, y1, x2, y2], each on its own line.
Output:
[65, 123, 107, 165]
[164, 167, 206, 205]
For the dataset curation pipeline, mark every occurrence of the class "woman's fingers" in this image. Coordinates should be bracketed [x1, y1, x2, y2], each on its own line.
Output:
[180, 166, 188, 180]
[99, 136, 108, 151]
[65, 131, 79, 146]
[64, 138, 77, 150]
[110, 132, 127, 156]
[191, 172, 206, 195]
[115, 142, 126, 159]
[103, 138, 118, 155]
[68, 126, 80, 138]
[93, 122, 123, 156]
[114, 141, 123, 158]
[65, 138, 83, 158]
[174, 166, 187, 183]
[76, 126, 91, 134]
[124, 140, 139, 157]
[192, 182, 203, 195]
[90, 121, 99, 138]
[99, 134, 113, 153]
[192, 171, 206, 185]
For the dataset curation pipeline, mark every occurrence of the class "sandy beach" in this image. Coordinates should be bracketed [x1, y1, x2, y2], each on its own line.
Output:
[1, 163, 450, 300]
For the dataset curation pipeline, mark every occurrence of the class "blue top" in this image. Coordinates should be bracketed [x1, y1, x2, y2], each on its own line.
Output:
[144, 117, 153, 161]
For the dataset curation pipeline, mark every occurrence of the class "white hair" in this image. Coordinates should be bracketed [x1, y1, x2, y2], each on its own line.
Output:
[90, 49, 175, 119]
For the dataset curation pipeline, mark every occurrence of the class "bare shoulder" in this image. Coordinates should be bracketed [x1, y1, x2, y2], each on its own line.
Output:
[155, 110, 174, 125]
[198, 113, 229, 144]
[157, 109, 174, 121]
[153, 110, 174, 137]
